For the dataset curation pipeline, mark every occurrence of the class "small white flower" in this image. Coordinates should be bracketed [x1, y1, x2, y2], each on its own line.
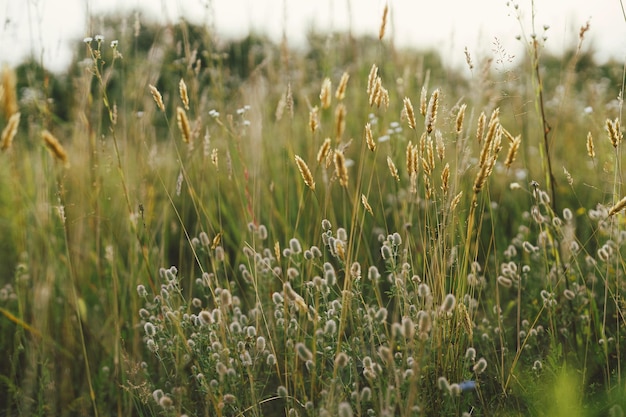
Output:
[83, 37, 93, 43]
[95, 34, 105, 42]
[110, 40, 119, 48]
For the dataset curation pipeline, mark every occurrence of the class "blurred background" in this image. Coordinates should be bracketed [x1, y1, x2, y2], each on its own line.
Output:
[1, 0, 625, 73]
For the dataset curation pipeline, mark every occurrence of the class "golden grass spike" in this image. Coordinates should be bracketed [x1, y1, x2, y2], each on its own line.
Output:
[607, 118, 623, 148]
[441, 163, 450, 195]
[211, 148, 218, 168]
[42, 129, 69, 167]
[367, 64, 378, 96]
[361, 194, 374, 216]
[419, 86, 427, 116]
[406, 140, 414, 175]
[309, 106, 319, 133]
[335, 72, 350, 101]
[317, 138, 332, 165]
[179, 78, 189, 110]
[387, 156, 400, 182]
[295, 155, 316, 191]
[376, 85, 390, 109]
[149, 84, 165, 111]
[176, 106, 191, 143]
[476, 111, 486, 144]
[426, 135, 435, 174]
[379, 3, 388, 40]
[608, 195, 626, 216]
[456, 103, 467, 134]
[425, 89, 440, 134]
[365, 123, 376, 152]
[334, 149, 349, 187]
[450, 191, 463, 211]
[409, 172, 418, 194]
[335, 103, 346, 142]
[586, 131, 595, 158]
[435, 130, 445, 162]
[1, 112, 20, 151]
[504, 135, 521, 168]
[1, 65, 18, 118]
[423, 173, 432, 199]
[478, 109, 500, 168]
[320, 78, 332, 109]
[403, 97, 416, 130]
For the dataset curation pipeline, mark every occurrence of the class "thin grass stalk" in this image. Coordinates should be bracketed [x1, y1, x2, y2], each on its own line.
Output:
[530, 30, 557, 211]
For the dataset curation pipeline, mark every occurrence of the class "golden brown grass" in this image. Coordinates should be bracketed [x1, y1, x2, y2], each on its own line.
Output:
[1, 112, 19, 151]
[42, 129, 69, 167]
[295, 155, 316, 190]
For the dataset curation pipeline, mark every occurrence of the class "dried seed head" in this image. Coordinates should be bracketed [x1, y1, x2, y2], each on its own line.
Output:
[450, 191, 463, 211]
[295, 155, 315, 191]
[335, 103, 346, 141]
[320, 78, 332, 109]
[367, 64, 378, 97]
[419, 86, 427, 116]
[211, 148, 218, 168]
[309, 106, 319, 133]
[606, 118, 623, 148]
[378, 4, 388, 40]
[425, 89, 440, 134]
[425, 135, 435, 174]
[608, 196, 626, 217]
[504, 135, 521, 168]
[476, 111, 486, 144]
[1, 66, 18, 118]
[406, 140, 415, 175]
[455, 103, 467, 134]
[149, 84, 165, 111]
[365, 123, 376, 152]
[285, 83, 294, 119]
[387, 156, 400, 181]
[435, 130, 445, 161]
[441, 163, 450, 195]
[423, 173, 432, 199]
[179, 78, 189, 110]
[42, 130, 69, 167]
[334, 149, 349, 187]
[317, 138, 332, 165]
[403, 97, 416, 130]
[361, 194, 374, 215]
[586, 131, 595, 158]
[335, 72, 350, 100]
[176, 106, 191, 143]
[1, 111, 20, 151]
[368, 73, 389, 108]
[464, 47, 474, 70]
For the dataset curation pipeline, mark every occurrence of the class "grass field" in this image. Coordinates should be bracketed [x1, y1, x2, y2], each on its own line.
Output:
[0, 4, 625, 416]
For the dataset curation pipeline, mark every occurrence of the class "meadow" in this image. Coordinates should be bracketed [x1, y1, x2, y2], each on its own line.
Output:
[0, 4, 625, 416]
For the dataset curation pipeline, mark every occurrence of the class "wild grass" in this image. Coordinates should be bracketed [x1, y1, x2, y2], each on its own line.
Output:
[0, 4, 625, 417]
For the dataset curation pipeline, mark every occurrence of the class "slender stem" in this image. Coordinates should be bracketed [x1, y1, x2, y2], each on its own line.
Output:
[531, 40, 557, 212]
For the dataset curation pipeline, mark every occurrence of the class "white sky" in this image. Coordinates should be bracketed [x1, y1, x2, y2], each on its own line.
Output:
[1, 0, 625, 73]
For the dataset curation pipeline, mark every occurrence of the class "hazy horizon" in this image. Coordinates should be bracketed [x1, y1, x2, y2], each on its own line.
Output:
[1, 0, 624, 73]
